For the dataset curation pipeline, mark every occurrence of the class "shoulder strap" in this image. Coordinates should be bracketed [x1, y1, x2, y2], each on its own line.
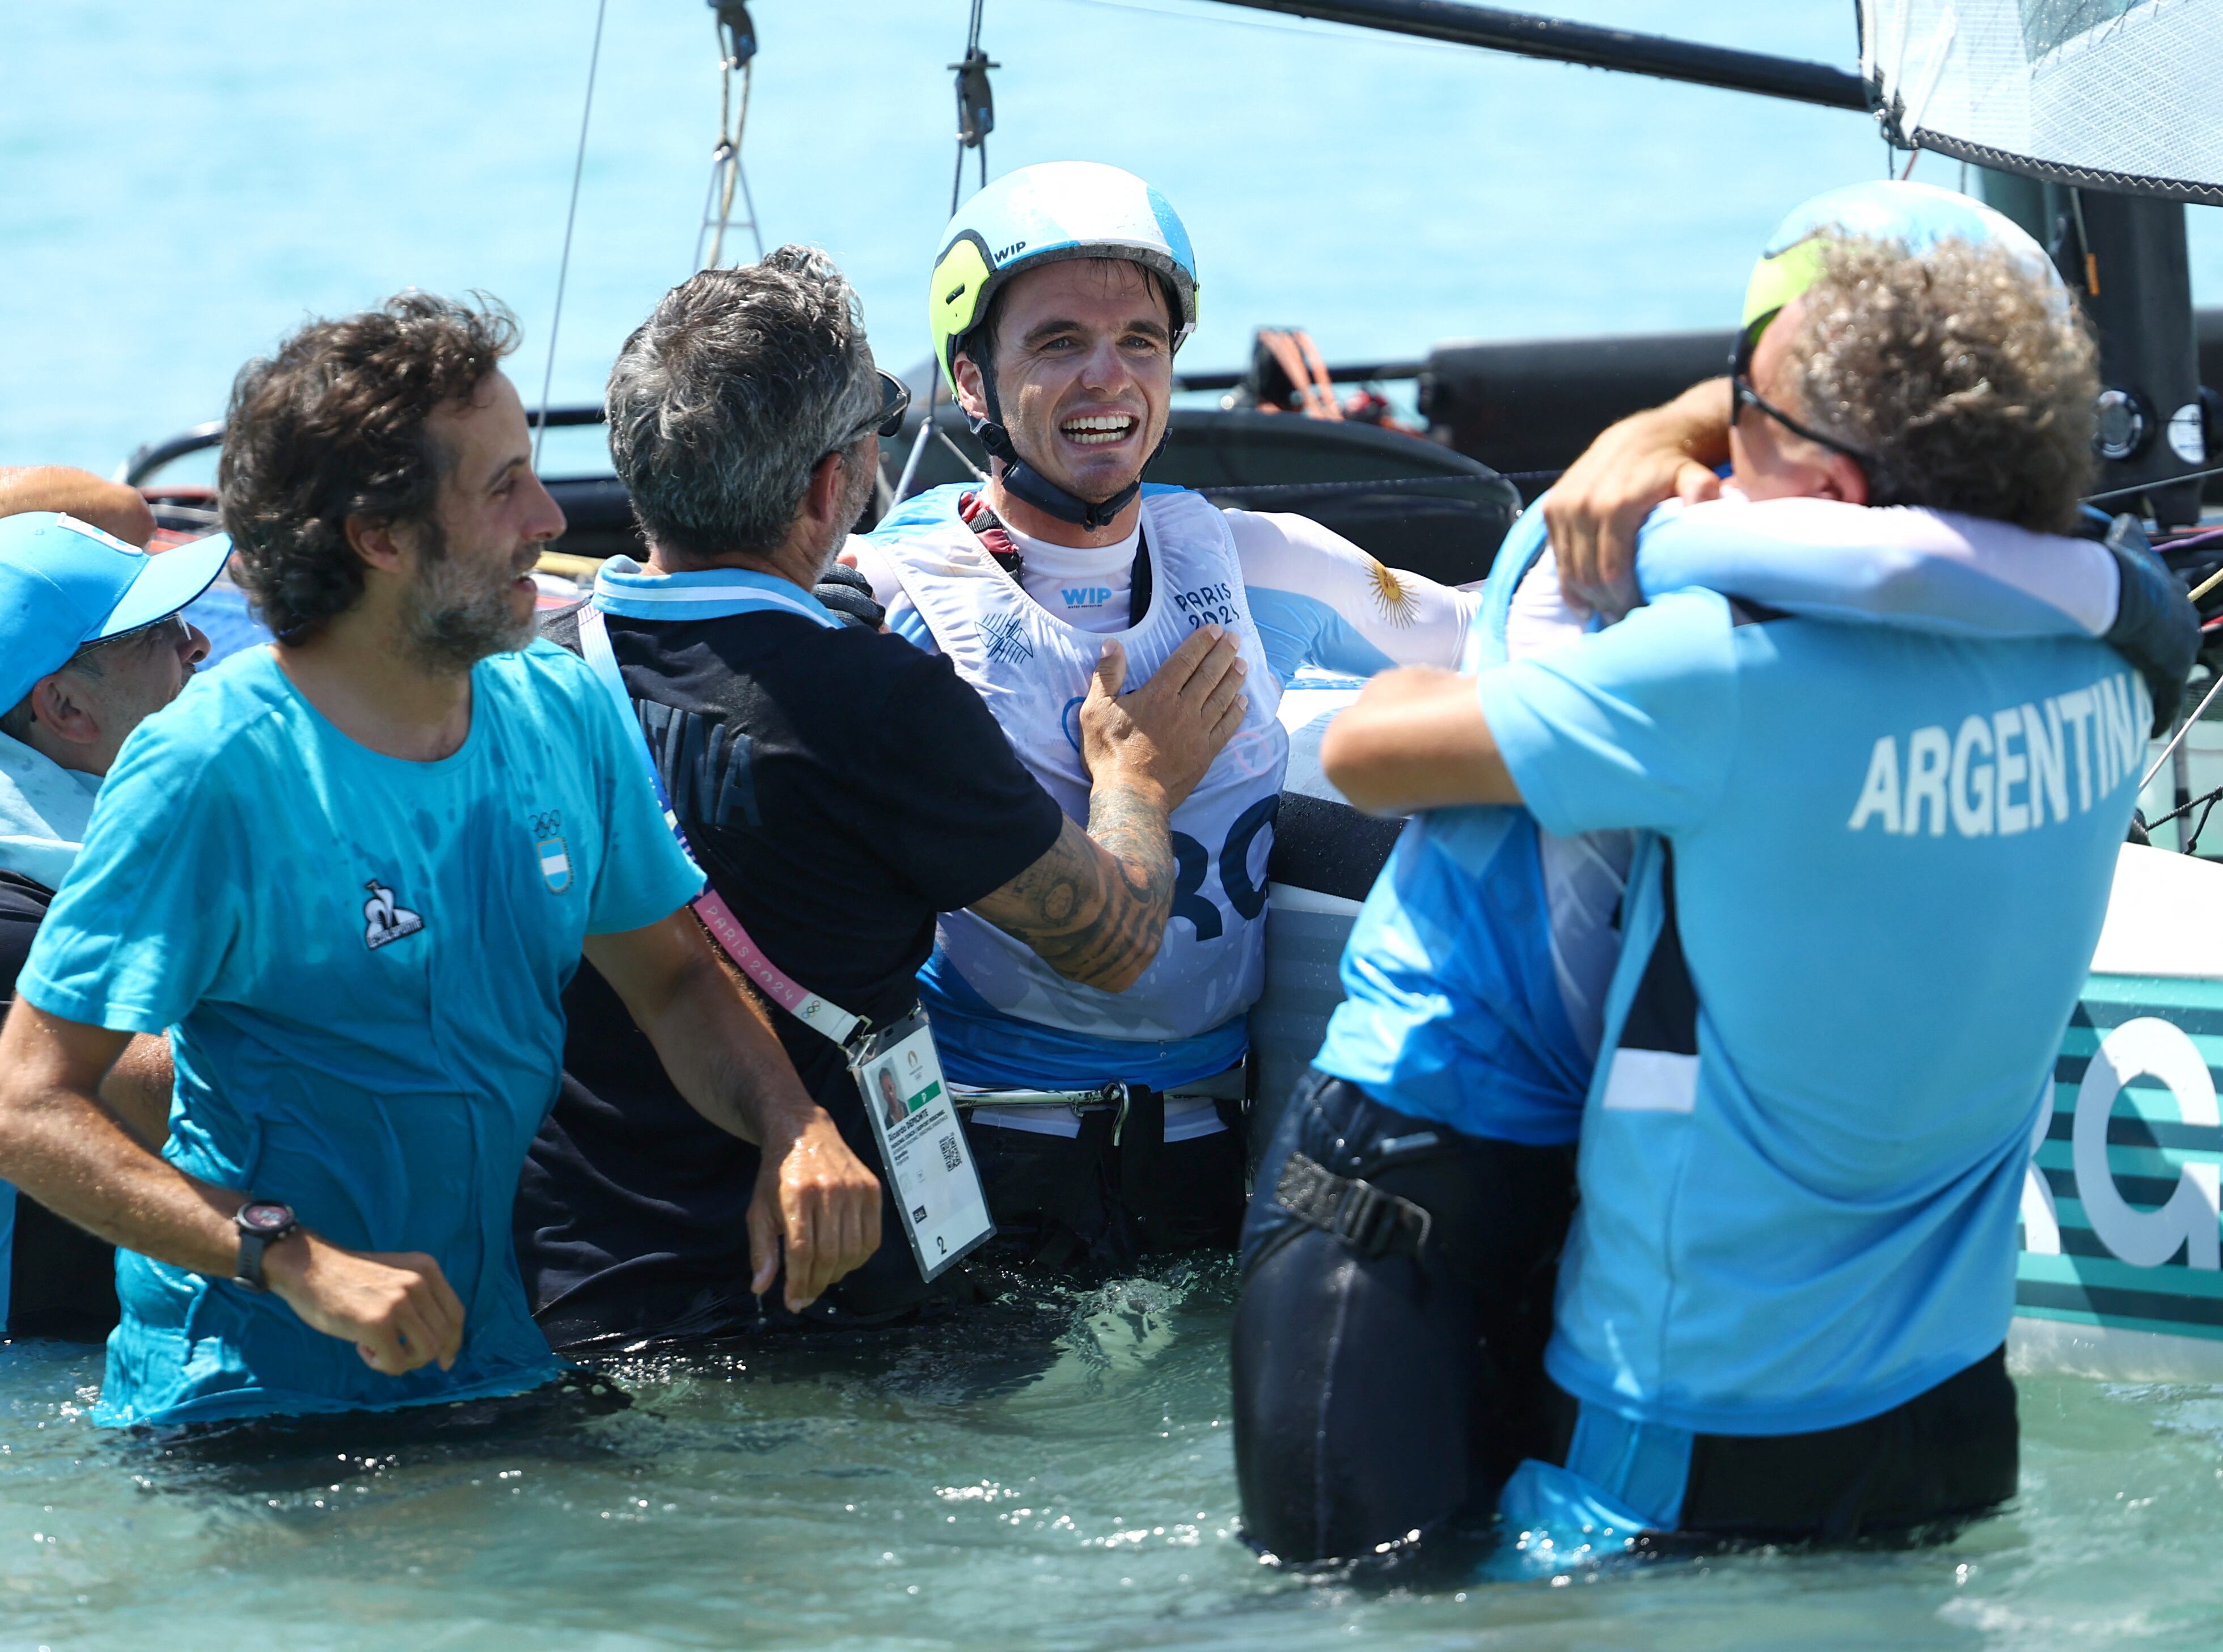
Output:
[577, 606, 867, 1049]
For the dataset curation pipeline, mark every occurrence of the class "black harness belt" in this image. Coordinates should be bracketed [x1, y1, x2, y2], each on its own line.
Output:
[1274, 1151, 1434, 1260]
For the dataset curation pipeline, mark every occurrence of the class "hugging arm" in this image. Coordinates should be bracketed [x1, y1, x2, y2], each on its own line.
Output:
[1543, 378, 1731, 615]
[1224, 510, 1481, 678]
[1320, 667, 1523, 817]
[1543, 379, 2197, 726]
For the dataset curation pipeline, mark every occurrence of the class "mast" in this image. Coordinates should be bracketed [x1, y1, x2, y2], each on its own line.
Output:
[1195, 0, 1868, 111]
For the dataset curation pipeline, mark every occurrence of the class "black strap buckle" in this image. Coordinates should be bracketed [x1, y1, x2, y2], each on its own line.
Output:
[1273, 1152, 1433, 1259]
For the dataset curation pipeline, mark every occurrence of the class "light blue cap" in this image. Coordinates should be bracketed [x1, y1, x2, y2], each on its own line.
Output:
[0, 514, 234, 711]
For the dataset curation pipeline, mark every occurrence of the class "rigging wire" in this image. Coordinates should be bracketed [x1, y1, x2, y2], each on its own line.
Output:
[895, 0, 996, 502]
[2143, 780, 2223, 854]
[696, 3, 766, 270]
[534, 0, 611, 472]
[2140, 670, 2223, 793]
[2085, 459, 2223, 506]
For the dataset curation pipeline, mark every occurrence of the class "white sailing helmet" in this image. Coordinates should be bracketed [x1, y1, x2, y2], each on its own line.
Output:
[927, 161, 1199, 392]
[1742, 178, 2060, 344]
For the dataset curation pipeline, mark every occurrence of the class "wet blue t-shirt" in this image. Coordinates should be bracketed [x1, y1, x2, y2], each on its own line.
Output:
[1312, 496, 2137, 1150]
[18, 641, 704, 1426]
[1480, 591, 2141, 1434]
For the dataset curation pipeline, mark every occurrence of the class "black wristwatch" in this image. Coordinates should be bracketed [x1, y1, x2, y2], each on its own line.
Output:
[233, 1201, 299, 1292]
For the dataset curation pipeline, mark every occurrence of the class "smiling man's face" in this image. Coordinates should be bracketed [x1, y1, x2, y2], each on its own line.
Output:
[956, 258, 1174, 509]
[402, 370, 568, 669]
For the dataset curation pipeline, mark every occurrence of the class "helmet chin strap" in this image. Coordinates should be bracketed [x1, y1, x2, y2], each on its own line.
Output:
[968, 366, 1163, 534]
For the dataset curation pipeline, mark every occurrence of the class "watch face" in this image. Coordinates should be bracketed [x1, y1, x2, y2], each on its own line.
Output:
[239, 1202, 293, 1235]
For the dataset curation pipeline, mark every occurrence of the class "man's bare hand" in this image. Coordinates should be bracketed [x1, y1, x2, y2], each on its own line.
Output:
[747, 1109, 882, 1313]
[1544, 378, 1731, 620]
[264, 1233, 467, 1376]
[0, 466, 157, 547]
[1081, 626, 1247, 813]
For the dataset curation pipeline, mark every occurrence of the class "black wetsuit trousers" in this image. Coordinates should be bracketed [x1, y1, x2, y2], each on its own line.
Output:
[967, 1089, 1248, 1270]
[1231, 1071, 2021, 1564]
[1231, 1071, 1577, 1562]
[1575, 1346, 2019, 1547]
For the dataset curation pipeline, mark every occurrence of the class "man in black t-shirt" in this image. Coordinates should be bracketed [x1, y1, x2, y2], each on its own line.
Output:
[517, 248, 1247, 1346]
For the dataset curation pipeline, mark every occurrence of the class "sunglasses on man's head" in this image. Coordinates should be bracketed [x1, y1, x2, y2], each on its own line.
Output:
[828, 371, 911, 455]
[1727, 320, 1874, 467]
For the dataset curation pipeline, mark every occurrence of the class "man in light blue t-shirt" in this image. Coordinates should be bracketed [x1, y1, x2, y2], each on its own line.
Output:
[0, 294, 882, 1428]
[1237, 183, 2186, 1559]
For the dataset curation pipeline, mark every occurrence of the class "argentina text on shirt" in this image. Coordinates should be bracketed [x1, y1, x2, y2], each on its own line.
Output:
[1846, 670, 2147, 838]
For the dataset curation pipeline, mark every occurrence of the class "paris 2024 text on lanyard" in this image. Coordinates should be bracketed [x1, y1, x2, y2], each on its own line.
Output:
[578, 590, 994, 1283]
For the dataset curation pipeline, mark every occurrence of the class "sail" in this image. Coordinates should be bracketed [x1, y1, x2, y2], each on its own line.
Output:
[1860, 0, 2223, 205]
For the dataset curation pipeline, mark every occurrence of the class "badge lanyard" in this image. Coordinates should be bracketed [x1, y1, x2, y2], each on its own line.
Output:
[578, 591, 992, 1282]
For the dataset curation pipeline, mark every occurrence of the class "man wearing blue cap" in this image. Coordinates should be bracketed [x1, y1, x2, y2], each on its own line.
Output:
[0, 293, 884, 1427]
[1236, 181, 2192, 1558]
[0, 509, 225, 1340]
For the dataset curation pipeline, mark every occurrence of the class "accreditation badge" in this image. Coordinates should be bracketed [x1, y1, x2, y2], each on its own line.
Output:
[850, 1011, 994, 1281]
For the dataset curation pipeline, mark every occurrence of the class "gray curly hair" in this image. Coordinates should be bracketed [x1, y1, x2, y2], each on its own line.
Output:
[606, 246, 879, 561]
[1788, 234, 2098, 533]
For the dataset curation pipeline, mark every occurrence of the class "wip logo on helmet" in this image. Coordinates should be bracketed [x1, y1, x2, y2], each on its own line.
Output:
[1846, 671, 2146, 838]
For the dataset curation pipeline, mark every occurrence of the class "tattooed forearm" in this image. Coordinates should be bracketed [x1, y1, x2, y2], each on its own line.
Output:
[1074, 780, 1177, 988]
[969, 781, 1177, 993]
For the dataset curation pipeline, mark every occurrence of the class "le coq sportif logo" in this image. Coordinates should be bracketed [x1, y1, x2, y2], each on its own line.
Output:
[361, 880, 425, 950]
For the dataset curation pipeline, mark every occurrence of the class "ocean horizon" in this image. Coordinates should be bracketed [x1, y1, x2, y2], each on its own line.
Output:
[12, 0, 2219, 478]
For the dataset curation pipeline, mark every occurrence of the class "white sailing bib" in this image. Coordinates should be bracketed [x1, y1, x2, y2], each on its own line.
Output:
[877, 488, 1289, 1043]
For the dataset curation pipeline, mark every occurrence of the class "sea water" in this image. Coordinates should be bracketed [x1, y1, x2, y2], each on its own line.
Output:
[8, 1258, 2223, 1650]
[10, 2, 2223, 1645]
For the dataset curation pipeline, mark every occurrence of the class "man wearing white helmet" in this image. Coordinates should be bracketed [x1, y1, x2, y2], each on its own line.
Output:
[853, 162, 1481, 1265]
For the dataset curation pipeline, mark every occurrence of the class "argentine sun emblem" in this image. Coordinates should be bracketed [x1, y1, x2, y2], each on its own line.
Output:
[1365, 557, 1419, 628]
